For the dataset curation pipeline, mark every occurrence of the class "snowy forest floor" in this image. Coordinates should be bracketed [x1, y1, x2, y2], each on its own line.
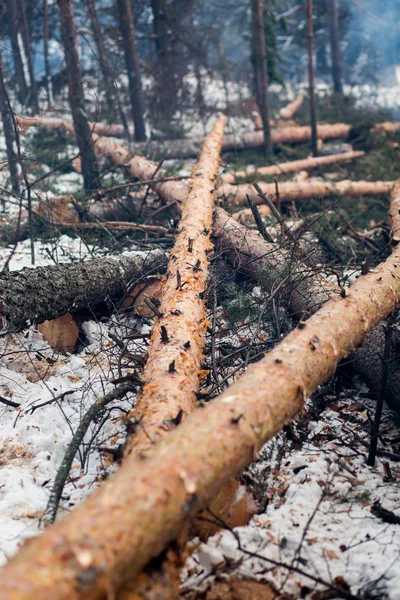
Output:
[1, 81, 400, 599]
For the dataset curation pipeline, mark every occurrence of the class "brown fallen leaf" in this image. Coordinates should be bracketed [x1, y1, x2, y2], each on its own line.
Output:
[38, 313, 79, 354]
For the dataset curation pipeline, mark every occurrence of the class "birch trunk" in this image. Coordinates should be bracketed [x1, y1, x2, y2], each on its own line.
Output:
[219, 179, 393, 206]
[2, 215, 400, 599]
[0, 250, 167, 334]
[6, 0, 29, 104]
[221, 150, 365, 183]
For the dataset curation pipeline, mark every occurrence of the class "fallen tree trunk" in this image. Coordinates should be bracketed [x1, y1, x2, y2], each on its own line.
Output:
[125, 115, 226, 456]
[0, 249, 167, 334]
[279, 93, 305, 120]
[214, 208, 400, 412]
[14, 115, 126, 137]
[219, 179, 393, 206]
[114, 115, 227, 600]
[2, 209, 400, 599]
[389, 180, 400, 244]
[221, 150, 365, 184]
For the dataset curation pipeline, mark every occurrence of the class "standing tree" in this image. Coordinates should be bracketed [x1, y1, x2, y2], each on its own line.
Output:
[307, 0, 318, 157]
[17, 0, 38, 109]
[43, 0, 53, 107]
[251, 0, 273, 162]
[85, 0, 115, 117]
[328, 0, 343, 94]
[5, 0, 29, 105]
[0, 51, 20, 196]
[115, 0, 146, 141]
[57, 0, 100, 190]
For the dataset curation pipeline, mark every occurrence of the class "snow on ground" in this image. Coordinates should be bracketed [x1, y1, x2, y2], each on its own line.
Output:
[182, 394, 400, 599]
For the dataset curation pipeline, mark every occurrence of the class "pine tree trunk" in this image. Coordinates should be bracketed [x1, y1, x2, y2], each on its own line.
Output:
[43, 0, 53, 106]
[17, 0, 38, 109]
[57, 0, 100, 190]
[150, 0, 176, 127]
[3, 227, 400, 598]
[328, 0, 343, 94]
[251, 0, 272, 162]
[219, 179, 393, 206]
[0, 51, 20, 195]
[221, 150, 365, 183]
[5, 0, 29, 104]
[116, 0, 146, 141]
[307, 0, 318, 156]
[86, 0, 115, 116]
[0, 250, 167, 334]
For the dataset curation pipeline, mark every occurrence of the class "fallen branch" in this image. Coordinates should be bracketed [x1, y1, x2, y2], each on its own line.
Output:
[221, 150, 365, 184]
[0, 249, 167, 334]
[218, 179, 393, 206]
[3, 201, 400, 599]
[43, 382, 135, 524]
[59, 221, 172, 235]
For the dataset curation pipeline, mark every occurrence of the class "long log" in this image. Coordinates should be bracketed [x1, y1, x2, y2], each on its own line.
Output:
[13, 115, 126, 137]
[125, 115, 226, 456]
[0, 249, 167, 334]
[2, 209, 400, 599]
[114, 115, 226, 600]
[218, 179, 393, 206]
[221, 150, 365, 184]
[213, 208, 400, 412]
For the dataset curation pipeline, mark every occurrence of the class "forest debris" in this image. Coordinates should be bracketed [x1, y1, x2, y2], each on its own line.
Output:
[219, 179, 393, 206]
[3, 199, 400, 599]
[0, 250, 167, 334]
[221, 150, 365, 184]
[388, 180, 400, 244]
[38, 313, 79, 354]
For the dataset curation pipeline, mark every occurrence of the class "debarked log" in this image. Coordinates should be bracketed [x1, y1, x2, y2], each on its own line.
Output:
[218, 179, 393, 206]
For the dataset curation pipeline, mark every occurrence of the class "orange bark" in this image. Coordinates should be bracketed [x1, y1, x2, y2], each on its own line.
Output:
[2, 209, 400, 599]
[389, 180, 400, 244]
[218, 179, 393, 206]
[222, 123, 352, 152]
[14, 115, 126, 137]
[221, 150, 365, 184]
[124, 115, 226, 457]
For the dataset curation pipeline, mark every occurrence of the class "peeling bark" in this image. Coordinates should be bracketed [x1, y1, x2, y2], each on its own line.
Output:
[0, 250, 167, 334]
[221, 150, 365, 184]
[2, 206, 400, 599]
[219, 179, 393, 207]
